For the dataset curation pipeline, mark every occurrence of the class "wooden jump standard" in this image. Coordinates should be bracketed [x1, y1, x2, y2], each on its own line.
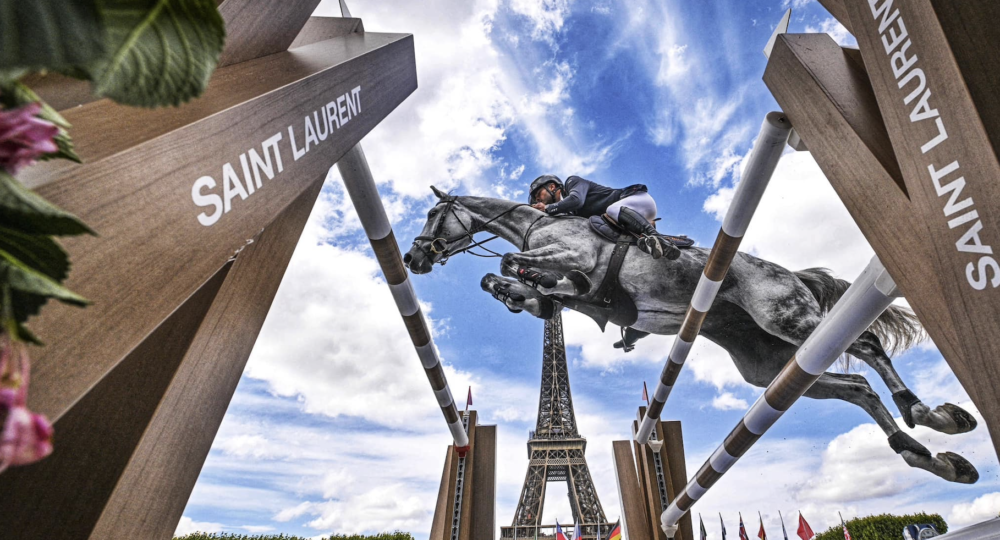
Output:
[660, 256, 901, 537]
[0, 4, 454, 539]
[635, 113, 792, 445]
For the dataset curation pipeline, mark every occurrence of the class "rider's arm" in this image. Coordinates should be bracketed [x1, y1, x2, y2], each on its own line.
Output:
[545, 176, 589, 214]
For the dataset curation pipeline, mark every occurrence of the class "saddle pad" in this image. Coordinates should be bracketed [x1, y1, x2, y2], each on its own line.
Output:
[588, 215, 695, 248]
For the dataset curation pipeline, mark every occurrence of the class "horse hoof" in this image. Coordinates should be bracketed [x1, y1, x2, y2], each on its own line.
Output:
[939, 452, 980, 484]
[939, 403, 978, 433]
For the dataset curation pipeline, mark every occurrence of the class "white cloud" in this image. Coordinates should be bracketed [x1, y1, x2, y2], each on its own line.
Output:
[805, 17, 856, 48]
[175, 516, 224, 537]
[707, 150, 875, 279]
[950, 492, 1000, 528]
[782, 0, 815, 8]
[509, 0, 572, 43]
[712, 392, 748, 411]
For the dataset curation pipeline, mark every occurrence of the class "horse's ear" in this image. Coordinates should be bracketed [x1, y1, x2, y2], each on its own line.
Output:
[430, 185, 448, 199]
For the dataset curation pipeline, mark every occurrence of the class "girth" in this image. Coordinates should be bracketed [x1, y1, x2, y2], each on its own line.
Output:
[561, 233, 638, 330]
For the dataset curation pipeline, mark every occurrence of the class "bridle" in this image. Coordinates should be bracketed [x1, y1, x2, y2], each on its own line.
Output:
[412, 195, 546, 265]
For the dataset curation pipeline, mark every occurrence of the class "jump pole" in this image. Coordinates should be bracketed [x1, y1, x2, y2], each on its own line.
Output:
[636, 112, 792, 445]
[659, 255, 900, 538]
[337, 144, 470, 451]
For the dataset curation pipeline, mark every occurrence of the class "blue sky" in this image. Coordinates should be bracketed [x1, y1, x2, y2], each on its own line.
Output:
[177, 0, 1000, 537]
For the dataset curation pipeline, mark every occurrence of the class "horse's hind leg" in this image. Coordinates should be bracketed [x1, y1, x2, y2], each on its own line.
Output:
[480, 274, 556, 319]
[847, 331, 977, 435]
[805, 372, 978, 484]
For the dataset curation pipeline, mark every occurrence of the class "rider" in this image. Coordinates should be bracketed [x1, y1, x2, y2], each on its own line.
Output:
[528, 174, 680, 260]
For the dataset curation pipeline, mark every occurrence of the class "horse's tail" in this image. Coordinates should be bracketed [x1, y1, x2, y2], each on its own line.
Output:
[795, 267, 924, 355]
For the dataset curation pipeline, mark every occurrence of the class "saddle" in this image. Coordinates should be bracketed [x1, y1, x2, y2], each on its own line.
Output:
[588, 214, 695, 248]
[562, 216, 695, 332]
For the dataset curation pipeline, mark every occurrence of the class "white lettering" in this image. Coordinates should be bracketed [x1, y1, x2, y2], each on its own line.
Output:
[967, 257, 1000, 290]
[313, 110, 329, 141]
[948, 210, 979, 230]
[326, 101, 340, 130]
[921, 118, 948, 154]
[262, 132, 284, 174]
[222, 162, 248, 213]
[869, 0, 899, 33]
[337, 95, 349, 126]
[288, 125, 306, 161]
[890, 39, 917, 79]
[192, 176, 223, 227]
[899, 68, 926, 105]
[352, 86, 362, 113]
[956, 220, 993, 255]
[882, 17, 908, 54]
[909, 90, 938, 123]
[304, 115, 319, 152]
[239, 153, 255, 195]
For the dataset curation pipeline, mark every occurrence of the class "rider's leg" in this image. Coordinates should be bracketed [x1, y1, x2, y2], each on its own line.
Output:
[611, 205, 681, 260]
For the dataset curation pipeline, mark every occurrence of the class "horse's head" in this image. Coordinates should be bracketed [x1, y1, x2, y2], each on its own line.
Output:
[404, 186, 477, 274]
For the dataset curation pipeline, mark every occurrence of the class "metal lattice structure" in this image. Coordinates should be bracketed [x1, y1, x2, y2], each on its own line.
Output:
[501, 312, 610, 540]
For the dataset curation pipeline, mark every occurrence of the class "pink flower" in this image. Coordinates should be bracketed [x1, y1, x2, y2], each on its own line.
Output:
[0, 102, 60, 174]
[0, 334, 54, 473]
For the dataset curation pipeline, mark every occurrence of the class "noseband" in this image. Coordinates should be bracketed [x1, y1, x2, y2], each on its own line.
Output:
[412, 196, 545, 265]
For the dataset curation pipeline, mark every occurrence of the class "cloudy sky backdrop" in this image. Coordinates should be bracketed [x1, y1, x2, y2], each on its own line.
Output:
[177, 0, 1000, 537]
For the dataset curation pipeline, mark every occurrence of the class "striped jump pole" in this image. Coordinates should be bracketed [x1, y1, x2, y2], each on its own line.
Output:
[659, 256, 901, 538]
[337, 144, 470, 451]
[636, 112, 792, 445]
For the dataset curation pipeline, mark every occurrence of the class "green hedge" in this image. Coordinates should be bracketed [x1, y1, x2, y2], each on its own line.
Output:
[814, 513, 947, 540]
[174, 533, 415, 540]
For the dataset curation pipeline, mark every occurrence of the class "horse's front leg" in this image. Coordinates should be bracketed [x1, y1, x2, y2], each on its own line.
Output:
[500, 245, 595, 296]
[480, 274, 557, 319]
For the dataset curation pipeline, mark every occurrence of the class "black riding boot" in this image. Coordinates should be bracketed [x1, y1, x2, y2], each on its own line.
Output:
[615, 206, 681, 260]
[614, 327, 650, 352]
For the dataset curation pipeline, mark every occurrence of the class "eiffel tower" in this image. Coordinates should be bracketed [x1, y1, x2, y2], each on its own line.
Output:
[501, 311, 610, 540]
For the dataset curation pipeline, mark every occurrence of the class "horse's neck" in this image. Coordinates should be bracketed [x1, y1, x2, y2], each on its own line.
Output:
[463, 197, 539, 250]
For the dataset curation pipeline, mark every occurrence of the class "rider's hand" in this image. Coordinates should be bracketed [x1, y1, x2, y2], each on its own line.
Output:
[531, 203, 547, 211]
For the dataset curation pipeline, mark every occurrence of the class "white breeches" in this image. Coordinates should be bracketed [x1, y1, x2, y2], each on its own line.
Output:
[607, 192, 657, 223]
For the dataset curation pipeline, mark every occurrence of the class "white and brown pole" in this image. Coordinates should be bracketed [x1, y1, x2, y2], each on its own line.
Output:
[337, 144, 470, 452]
[636, 112, 792, 445]
[659, 256, 900, 538]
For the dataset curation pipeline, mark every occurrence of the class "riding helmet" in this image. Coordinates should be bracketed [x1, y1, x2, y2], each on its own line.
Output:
[528, 174, 563, 202]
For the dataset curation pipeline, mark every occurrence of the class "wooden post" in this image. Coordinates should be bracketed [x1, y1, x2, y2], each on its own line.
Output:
[430, 411, 497, 540]
[613, 441, 652, 540]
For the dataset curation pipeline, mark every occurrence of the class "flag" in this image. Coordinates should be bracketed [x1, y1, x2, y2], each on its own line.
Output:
[700, 514, 708, 540]
[796, 513, 815, 540]
[466, 386, 472, 411]
[575, 522, 582, 539]
[739, 513, 750, 540]
[556, 522, 569, 540]
[779, 511, 788, 540]
[604, 520, 622, 540]
[720, 513, 727, 540]
[758, 512, 767, 540]
[643, 381, 649, 403]
[839, 513, 852, 540]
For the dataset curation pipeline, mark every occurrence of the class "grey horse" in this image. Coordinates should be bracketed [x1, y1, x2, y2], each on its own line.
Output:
[404, 188, 979, 484]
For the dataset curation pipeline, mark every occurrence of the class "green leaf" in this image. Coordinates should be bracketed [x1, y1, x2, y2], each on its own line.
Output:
[0, 226, 70, 282]
[0, 172, 95, 236]
[0, 248, 89, 324]
[90, 0, 226, 108]
[0, 0, 105, 75]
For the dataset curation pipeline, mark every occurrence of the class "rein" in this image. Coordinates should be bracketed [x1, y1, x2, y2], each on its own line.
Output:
[413, 197, 546, 264]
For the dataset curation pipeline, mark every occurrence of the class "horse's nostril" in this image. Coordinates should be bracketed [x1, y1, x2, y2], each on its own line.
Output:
[403, 253, 413, 266]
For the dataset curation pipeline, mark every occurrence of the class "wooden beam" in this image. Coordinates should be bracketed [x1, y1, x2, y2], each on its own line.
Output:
[613, 441, 652, 540]
[763, 34, 964, 362]
[842, 0, 1000, 460]
[470, 425, 497, 540]
[661, 421, 692, 540]
[817, 0, 854, 35]
[632, 420, 654, 540]
[217, 0, 322, 67]
[430, 412, 479, 540]
[20, 32, 416, 423]
[88, 174, 326, 539]
[0, 262, 231, 539]
[291, 17, 365, 49]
